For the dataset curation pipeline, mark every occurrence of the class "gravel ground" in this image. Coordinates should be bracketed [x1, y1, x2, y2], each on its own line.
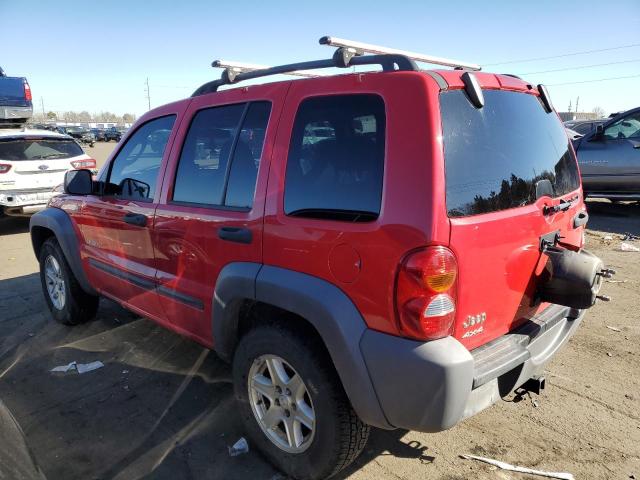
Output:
[0, 194, 638, 480]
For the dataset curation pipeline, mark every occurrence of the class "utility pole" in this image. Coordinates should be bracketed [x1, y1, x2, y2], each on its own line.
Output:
[40, 97, 45, 118]
[575, 96, 579, 117]
[144, 78, 151, 111]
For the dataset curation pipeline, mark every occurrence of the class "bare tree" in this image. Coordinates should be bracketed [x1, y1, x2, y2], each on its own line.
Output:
[46, 111, 57, 120]
[592, 106, 605, 118]
[122, 113, 135, 123]
[78, 111, 92, 122]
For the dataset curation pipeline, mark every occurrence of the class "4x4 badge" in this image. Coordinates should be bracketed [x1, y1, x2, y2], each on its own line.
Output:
[463, 312, 486, 329]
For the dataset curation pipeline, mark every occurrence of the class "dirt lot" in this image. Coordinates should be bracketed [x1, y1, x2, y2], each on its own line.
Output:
[0, 190, 638, 479]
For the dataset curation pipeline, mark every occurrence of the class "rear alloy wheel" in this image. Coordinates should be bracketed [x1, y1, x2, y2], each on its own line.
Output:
[233, 325, 370, 480]
[44, 255, 66, 310]
[248, 354, 316, 453]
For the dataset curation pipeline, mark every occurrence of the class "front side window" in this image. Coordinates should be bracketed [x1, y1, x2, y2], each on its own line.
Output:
[441, 89, 580, 217]
[604, 112, 640, 140]
[106, 115, 175, 200]
[284, 94, 385, 222]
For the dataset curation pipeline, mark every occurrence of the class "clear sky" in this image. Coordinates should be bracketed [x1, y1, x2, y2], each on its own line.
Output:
[1, 0, 638, 117]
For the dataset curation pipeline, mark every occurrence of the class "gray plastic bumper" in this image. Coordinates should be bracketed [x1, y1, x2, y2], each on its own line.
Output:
[359, 305, 584, 432]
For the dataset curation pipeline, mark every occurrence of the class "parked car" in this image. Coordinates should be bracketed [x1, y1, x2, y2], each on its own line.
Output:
[103, 127, 122, 142]
[57, 126, 95, 147]
[0, 67, 32, 125]
[90, 128, 106, 141]
[563, 119, 606, 136]
[573, 106, 640, 201]
[0, 127, 95, 216]
[29, 39, 608, 480]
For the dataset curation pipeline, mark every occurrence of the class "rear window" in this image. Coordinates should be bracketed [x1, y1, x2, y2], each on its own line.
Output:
[441, 89, 580, 217]
[0, 137, 83, 161]
[0, 78, 25, 101]
[284, 94, 385, 222]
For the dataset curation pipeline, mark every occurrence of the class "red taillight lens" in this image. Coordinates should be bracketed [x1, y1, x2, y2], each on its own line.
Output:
[396, 246, 458, 341]
[23, 81, 32, 102]
[70, 159, 96, 169]
[0, 164, 12, 174]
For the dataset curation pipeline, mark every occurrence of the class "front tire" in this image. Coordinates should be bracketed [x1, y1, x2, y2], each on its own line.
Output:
[38, 237, 98, 325]
[233, 324, 369, 480]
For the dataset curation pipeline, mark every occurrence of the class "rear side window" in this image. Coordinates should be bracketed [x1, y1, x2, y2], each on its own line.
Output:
[0, 137, 83, 160]
[172, 101, 271, 208]
[106, 115, 175, 200]
[284, 94, 385, 222]
[441, 89, 580, 217]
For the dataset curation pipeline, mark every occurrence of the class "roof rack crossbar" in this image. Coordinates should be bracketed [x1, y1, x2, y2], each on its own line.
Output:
[320, 35, 481, 71]
[212, 60, 326, 79]
[192, 53, 418, 96]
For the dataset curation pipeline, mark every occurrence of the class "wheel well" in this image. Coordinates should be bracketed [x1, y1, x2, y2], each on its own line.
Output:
[234, 300, 334, 365]
[31, 226, 55, 258]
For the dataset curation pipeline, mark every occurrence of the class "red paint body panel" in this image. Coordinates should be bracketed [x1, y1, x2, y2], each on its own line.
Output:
[153, 83, 290, 346]
[57, 68, 585, 352]
[263, 72, 444, 335]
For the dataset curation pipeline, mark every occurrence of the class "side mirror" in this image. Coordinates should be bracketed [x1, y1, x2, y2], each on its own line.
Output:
[64, 169, 93, 195]
[589, 124, 605, 142]
[120, 178, 150, 199]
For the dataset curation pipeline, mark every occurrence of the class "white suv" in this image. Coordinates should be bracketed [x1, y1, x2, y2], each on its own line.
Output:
[0, 127, 96, 216]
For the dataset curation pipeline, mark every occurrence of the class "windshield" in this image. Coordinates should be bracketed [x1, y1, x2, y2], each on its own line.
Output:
[441, 89, 580, 217]
[0, 137, 83, 160]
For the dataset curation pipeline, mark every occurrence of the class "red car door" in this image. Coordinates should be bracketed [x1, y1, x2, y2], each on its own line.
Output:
[153, 83, 288, 346]
[75, 105, 185, 321]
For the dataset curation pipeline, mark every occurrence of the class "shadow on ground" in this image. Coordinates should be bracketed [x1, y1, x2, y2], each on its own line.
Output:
[585, 199, 640, 236]
[0, 273, 432, 480]
[0, 216, 30, 236]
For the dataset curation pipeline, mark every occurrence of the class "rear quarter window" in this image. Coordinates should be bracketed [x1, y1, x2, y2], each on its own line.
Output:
[441, 89, 580, 217]
[284, 94, 385, 222]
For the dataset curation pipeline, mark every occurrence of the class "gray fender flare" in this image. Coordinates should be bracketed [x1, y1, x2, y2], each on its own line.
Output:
[212, 262, 392, 430]
[29, 208, 97, 295]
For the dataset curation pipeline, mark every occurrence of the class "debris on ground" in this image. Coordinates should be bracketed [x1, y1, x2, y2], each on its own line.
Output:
[461, 454, 575, 479]
[603, 235, 614, 241]
[228, 437, 249, 457]
[50, 361, 104, 374]
[607, 352, 613, 357]
[622, 233, 639, 242]
[620, 242, 640, 252]
[606, 325, 622, 332]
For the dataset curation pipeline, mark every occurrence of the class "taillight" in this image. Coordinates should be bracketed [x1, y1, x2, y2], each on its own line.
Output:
[23, 81, 32, 102]
[70, 159, 96, 169]
[0, 164, 12, 174]
[395, 246, 458, 341]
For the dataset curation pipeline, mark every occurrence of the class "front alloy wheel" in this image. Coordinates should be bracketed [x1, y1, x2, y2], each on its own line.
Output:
[248, 354, 315, 453]
[44, 255, 66, 310]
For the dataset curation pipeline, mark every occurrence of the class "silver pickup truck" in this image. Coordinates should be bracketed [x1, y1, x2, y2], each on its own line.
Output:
[574, 106, 640, 201]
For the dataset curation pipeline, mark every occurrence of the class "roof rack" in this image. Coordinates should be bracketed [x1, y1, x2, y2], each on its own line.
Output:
[192, 35, 479, 96]
[319, 36, 481, 71]
[212, 60, 327, 80]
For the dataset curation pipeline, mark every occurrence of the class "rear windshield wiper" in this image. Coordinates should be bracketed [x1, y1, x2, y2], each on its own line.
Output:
[287, 208, 378, 222]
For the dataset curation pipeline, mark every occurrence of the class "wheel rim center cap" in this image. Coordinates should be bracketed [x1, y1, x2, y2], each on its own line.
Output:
[279, 394, 293, 409]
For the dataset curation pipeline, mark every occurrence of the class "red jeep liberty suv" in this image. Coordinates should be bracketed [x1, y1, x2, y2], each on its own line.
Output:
[30, 37, 608, 480]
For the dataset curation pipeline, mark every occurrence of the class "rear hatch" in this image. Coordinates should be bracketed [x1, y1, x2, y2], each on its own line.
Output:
[440, 87, 584, 350]
[0, 135, 88, 190]
[0, 77, 30, 107]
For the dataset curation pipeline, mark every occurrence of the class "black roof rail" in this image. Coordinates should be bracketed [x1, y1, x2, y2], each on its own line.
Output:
[192, 51, 418, 97]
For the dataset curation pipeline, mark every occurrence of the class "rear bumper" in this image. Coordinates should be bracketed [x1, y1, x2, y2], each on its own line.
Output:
[0, 105, 32, 120]
[359, 305, 584, 432]
[0, 189, 56, 215]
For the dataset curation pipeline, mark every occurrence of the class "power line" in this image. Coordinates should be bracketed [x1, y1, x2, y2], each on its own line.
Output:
[518, 58, 640, 75]
[546, 73, 640, 86]
[484, 43, 640, 66]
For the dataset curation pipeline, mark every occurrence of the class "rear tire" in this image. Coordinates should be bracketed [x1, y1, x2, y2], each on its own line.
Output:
[38, 237, 98, 325]
[232, 324, 369, 480]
